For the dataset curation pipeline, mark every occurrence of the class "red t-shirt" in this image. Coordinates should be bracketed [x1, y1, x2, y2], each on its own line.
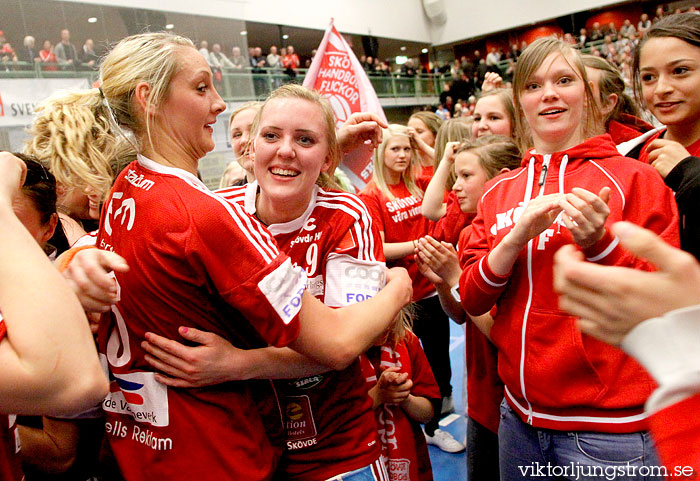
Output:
[96, 157, 305, 481]
[219, 183, 383, 480]
[0, 318, 24, 481]
[360, 181, 434, 301]
[415, 164, 434, 191]
[361, 331, 440, 481]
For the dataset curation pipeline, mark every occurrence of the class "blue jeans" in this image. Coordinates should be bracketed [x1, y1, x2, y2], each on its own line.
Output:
[499, 400, 664, 481]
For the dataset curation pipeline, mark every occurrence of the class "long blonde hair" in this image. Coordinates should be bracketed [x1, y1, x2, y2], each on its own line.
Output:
[25, 89, 135, 201]
[372, 124, 423, 201]
[99, 32, 194, 151]
[251, 84, 341, 190]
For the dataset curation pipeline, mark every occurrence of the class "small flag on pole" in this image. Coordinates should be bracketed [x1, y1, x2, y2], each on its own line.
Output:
[304, 19, 387, 190]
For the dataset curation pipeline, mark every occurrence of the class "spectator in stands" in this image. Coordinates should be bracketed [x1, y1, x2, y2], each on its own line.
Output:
[401, 58, 417, 77]
[366, 56, 375, 73]
[485, 47, 500, 66]
[18, 36, 38, 66]
[0, 30, 15, 63]
[80, 38, 99, 70]
[578, 28, 588, 47]
[209, 43, 232, 89]
[620, 19, 636, 38]
[198, 40, 209, 62]
[377, 60, 392, 76]
[435, 104, 450, 120]
[475, 58, 488, 85]
[639, 13, 652, 32]
[508, 43, 520, 59]
[604, 21, 618, 41]
[0, 31, 17, 65]
[210, 43, 234, 70]
[230, 46, 245, 69]
[250, 46, 267, 95]
[282, 44, 299, 78]
[54, 29, 77, 69]
[653, 5, 665, 23]
[460, 55, 473, 77]
[250, 46, 265, 71]
[451, 59, 461, 77]
[601, 35, 615, 56]
[39, 40, 57, 70]
[359, 54, 368, 70]
[590, 22, 604, 41]
[266, 45, 281, 72]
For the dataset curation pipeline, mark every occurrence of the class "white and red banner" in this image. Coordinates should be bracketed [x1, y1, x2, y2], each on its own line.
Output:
[0, 78, 89, 127]
[303, 19, 387, 189]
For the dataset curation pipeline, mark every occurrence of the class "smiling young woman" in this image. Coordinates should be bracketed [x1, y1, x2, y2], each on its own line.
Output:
[634, 13, 700, 260]
[459, 36, 680, 479]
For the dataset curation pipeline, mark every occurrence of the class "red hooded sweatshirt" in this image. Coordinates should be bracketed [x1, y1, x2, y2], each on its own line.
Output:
[459, 134, 680, 432]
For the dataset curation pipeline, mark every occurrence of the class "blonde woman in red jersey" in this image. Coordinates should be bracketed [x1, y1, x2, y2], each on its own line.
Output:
[62, 34, 411, 481]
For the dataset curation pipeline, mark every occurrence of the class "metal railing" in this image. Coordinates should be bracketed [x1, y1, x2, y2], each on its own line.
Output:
[0, 61, 449, 102]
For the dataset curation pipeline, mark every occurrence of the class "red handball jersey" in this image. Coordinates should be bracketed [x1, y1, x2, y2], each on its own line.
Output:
[361, 331, 441, 481]
[96, 156, 306, 481]
[359, 182, 434, 301]
[0, 318, 23, 481]
[218, 183, 384, 480]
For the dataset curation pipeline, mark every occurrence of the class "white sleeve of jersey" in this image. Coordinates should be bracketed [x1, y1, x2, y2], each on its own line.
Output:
[323, 253, 386, 308]
[257, 258, 308, 325]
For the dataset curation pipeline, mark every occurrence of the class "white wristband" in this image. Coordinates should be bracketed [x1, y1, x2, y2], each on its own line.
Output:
[450, 284, 461, 303]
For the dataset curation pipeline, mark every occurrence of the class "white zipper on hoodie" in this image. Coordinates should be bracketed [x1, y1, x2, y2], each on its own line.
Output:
[517, 153, 569, 424]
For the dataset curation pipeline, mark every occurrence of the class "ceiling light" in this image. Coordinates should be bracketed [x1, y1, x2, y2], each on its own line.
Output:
[88, 17, 97, 23]
[400, 46, 406, 51]
[282, 34, 289, 40]
[421, 48, 428, 54]
[165, 24, 174, 30]
[240, 30, 247, 36]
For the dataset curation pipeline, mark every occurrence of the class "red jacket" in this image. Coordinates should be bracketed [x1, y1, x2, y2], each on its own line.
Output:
[459, 134, 680, 432]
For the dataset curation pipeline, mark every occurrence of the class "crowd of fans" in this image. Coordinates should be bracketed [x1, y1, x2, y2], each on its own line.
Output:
[1, 28, 99, 71]
[4, 6, 700, 481]
[435, 4, 700, 121]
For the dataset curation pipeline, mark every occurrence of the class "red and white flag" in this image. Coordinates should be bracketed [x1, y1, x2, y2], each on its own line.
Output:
[303, 19, 387, 189]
